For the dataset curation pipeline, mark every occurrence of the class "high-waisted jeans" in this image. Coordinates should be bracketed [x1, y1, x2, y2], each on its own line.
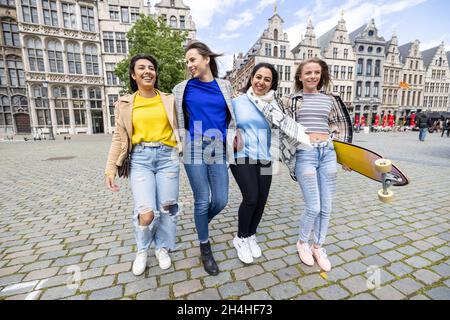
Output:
[130, 144, 180, 252]
[295, 143, 337, 246]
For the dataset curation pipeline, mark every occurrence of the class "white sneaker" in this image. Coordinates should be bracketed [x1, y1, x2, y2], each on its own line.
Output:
[155, 248, 171, 270]
[132, 250, 147, 275]
[233, 236, 253, 264]
[248, 235, 262, 258]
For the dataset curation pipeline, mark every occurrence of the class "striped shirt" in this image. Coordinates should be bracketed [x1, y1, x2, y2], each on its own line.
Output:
[296, 93, 333, 134]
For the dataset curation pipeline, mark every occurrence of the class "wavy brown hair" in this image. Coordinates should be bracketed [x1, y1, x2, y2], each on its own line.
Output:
[294, 57, 331, 92]
[185, 41, 223, 78]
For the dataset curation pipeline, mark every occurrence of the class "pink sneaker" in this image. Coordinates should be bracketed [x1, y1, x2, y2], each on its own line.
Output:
[296, 241, 314, 266]
[311, 246, 331, 272]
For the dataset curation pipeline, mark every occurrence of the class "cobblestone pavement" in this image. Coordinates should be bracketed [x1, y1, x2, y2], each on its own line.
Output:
[0, 131, 449, 300]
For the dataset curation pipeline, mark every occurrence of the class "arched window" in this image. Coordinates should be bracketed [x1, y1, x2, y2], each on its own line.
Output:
[48, 40, 64, 73]
[170, 16, 177, 28]
[273, 46, 278, 57]
[274, 29, 278, 41]
[12, 95, 28, 112]
[84, 44, 99, 75]
[26, 37, 44, 72]
[357, 58, 363, 75]
[53, 86, 69, 126]
[170, 0, 175, 7]
[366, 59, 372, 76]
[2, 18, 20, 47]
[6, 55, 25, 87]
[89, 87, 102, 109]
[0, 95, 12, 126]
[66, 43, 82, 74]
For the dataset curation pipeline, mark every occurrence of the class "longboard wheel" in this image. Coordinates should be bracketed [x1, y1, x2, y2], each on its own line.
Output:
[374, 159, 392, 173]
[378, 188, 394, 203]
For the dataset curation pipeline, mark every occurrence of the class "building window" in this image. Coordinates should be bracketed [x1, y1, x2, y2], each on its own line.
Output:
[47, 40, 64, 73]
[106, 63, 118, 86]
[26, 38, 44, 72]
[356, 81, 362, 97]
[348, 66, 353, 80]
[62, 2, 77, 29]
[274, 29, 278, 41]
[169, 16, 177, 28]
[0, 0, 15, 6]
[0, 95, 12, 126]
[84, 45, 99, 75]
[368, 46, 373, 53]
[115, 32, 127, 54]
[109, 5, 119, 20]
[344, 49, 348, 59]
[341, 66, 346, 79]
[307, 50, 312, 59]
[0, 60, 5, 85]
[375, 60, 381, 76]
[366, 59, 372, 76]
[280, 46, 286, 58]
[265, 43, 272, 56]
[89, 87, 102, 109]
[374, 82, 379, 97]
[358, 46, 364, 52]
[72, 87, 86, 126]
[365, 81, 370, 97]
[121, 6, 130, 23]
[103, 31, 115, 53]
[346, 86, 352, 102]
[333, 85, 338, 93]
[53, 86, 69, 126]
[42, 0, 58, 27]
[357, 59, 363, 75]
[180, 16, 185, 29]
[66, 43, 82, 74]
[22, 0, 39, 23]
[81, 6, 95, 32]
[284, 87, 290, 95]
[34, 85, 50, 126]
[131, 7, 140, 23]
[170, 0, 175, 7]
[2, 19, 20, 47]
[7, 56, 25, 87]
[108, 94, 118, 126]
[285, 66, 290, 81]
[333, 48, 338, 59]
[277, 65, 283, 80]
[333, 65, 339, 79]
[340, 86, 345, 98]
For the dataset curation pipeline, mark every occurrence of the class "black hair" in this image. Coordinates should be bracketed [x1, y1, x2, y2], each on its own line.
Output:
[129, 54, 159, 92]
[185, 41, 222, 78]
[245, 62, 279, 92]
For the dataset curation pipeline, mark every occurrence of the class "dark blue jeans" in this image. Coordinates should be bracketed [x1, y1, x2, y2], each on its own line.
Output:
[184, 140, 229, 242]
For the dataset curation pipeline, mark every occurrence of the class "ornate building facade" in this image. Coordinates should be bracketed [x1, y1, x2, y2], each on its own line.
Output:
[291, 18, 322, 72]
[154, 0, 196, 42]
[422, 42, 449, 112]
[381, 33, 402, 121]
[350, 19, 386, 125]
[0, 1, 27, 134]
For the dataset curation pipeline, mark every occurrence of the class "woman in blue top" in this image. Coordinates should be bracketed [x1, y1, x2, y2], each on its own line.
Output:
[230, 63, 312, 264]
[173, 41, 237, 276]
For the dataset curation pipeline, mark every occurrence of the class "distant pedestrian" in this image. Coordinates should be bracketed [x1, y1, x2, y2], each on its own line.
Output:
[442, 118, 450, 138]
[416, 112, 432, 141]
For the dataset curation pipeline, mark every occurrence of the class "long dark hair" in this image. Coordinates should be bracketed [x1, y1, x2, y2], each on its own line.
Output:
[129, 54, 159, 93]
[294, 57, 330, 92]
[245, 62, 279, 92]
[185, 41, 222, 78]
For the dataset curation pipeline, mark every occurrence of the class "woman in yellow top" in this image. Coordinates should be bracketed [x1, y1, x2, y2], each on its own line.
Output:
[105, 54, 182, 276]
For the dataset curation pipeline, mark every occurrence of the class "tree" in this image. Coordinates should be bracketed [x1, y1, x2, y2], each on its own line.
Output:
[115, 14, 188, 93]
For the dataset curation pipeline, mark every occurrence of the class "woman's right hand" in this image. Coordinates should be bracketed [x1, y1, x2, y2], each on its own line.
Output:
[105, 175, 120, 192]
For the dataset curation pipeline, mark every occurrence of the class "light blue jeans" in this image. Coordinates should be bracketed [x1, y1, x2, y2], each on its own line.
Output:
[295, 143, 337, 246]
[184, 139, 229, 243]
[130, 143, 180, 252]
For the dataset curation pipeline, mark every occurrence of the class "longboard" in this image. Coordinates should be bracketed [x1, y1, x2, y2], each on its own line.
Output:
[333, 140, 410, 203]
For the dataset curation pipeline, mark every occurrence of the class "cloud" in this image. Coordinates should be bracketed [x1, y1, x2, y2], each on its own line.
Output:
[182, 0, 246, 29]
[286, 0, 428, 49]
[421, 34, 450, 50]
[218, 32, 241, 40]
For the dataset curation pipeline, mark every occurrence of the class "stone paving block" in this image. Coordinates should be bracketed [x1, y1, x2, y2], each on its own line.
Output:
[276, 266, 301, 282]
[136, 286, 170, 300]
[387, 262, 413, 278]
[0, 280, 39, 297]
[160, 270, 188, 286]
[124, 278, 158, 296]
[187, 288, 222, 300]
[404, 256, 432, 269]
[174, 257, 199, 270]
[379, 250, 405, 262]
[23, 267, 60, 281]
[261, 258, 288, 272]
[4, 290, 42, 300]
[38, 250, 69, 261]
[264, 248, 286, 260]
[292, 292, 321, 300]
[339, 249, 363, 262]
[0, 265, 22, 278]
[90, 286, 123, 300]
[268, 282, 301, 300]
[203, 272, 232, 288]
[240, 290, 273, 300]
[218, 281, 251, 299]
[420, 251, 444, 263]
[316, 285, 350, 300]
[298, 274, 327, 291]
[40, 285, 78, 300]
[390, 278, 423, 296]
[412, 269, 441, 286]
[425, 287, 450, 300]
[173, 279, 202, 298]
[249, 273, 279, 291]
[358, 245, 381, 256]
[104, 262, 131, 275]
[233, 265, 264, 281]
[82, 250, 108, 262]
[79, 275, 115, 292]
[430, 263, 450, 278]
[361, 255, 390, 267]
[349, 293, 377, 300]
[397, 245, 421, 256]
[64, 294, 87, 300]
[89, 256, 120, 268]
[342, 261, 367, 275]
[36, 275, 70, 290]
[372, 285, 405, 300]
[52, 255, 83, 267]
[341, 275, 370, 295]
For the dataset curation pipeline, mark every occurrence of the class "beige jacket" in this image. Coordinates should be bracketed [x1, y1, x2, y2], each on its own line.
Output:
[105, 90, 181, 177]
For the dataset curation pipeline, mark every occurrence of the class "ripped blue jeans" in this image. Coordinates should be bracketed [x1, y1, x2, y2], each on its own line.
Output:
[130, 143, 180, 252]
[295, 143, 337, 246]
